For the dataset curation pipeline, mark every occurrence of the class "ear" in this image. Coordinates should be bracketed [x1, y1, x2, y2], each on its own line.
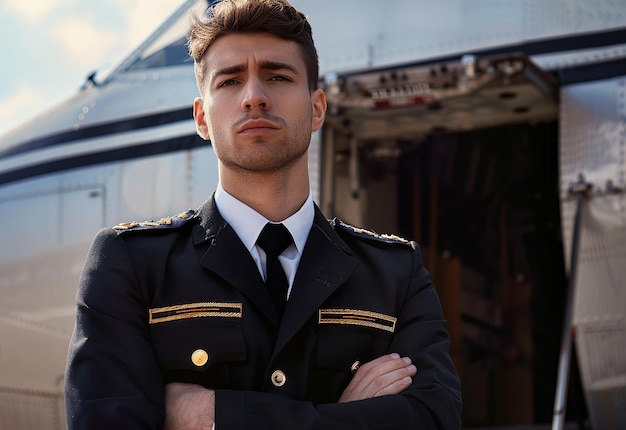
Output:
[311, 89, 327, 132]
[193, 97, 211, 140]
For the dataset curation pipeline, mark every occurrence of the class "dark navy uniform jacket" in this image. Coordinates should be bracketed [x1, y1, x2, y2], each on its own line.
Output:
[65, 197, 461, 429]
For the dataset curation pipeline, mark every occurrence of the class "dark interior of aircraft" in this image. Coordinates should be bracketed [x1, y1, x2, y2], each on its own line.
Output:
[390, 121, 589, 426]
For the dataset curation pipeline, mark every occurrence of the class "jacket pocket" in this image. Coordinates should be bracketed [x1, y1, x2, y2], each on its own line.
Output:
[316, 308, 395, 372]
[316, 324, 393, 373]
[150, 318, 246, 373]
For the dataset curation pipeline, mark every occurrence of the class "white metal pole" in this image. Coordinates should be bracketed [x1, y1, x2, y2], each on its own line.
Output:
[552, 175, 592, 430]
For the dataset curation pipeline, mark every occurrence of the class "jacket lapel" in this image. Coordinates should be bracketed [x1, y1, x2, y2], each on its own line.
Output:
[192, 197, 279, 325]
[273, 206, 359, 355]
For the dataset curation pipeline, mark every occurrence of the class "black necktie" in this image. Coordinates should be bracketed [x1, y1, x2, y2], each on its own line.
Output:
[256, 223, 293, 317]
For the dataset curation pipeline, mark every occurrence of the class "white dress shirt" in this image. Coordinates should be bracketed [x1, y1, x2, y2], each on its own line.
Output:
[214, 183, 314, 299]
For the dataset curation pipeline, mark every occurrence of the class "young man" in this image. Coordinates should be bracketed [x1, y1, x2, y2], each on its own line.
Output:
[64, 0, 462, 428]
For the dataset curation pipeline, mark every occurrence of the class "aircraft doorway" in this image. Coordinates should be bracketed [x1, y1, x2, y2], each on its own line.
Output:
[395, 122, 580, 427]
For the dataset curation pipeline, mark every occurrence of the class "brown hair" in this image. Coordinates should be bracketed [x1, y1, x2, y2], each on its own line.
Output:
[188, 0, 319, 92]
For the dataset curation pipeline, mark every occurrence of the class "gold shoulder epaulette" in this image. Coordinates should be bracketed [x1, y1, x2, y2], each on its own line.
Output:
[113, 210, 195, 232]
[331, 218, 415, 249]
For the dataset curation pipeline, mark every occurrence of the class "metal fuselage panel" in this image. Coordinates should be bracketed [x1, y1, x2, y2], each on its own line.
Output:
[559, 77, 626, 430]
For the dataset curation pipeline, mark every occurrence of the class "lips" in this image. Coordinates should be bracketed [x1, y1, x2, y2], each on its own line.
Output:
[237, 119, 279, 134]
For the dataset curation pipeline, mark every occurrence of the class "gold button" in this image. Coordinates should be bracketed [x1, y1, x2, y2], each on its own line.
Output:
[351, 360, 361, 375]
[191, 349, 209, 367]
[271, 370, 286, 387]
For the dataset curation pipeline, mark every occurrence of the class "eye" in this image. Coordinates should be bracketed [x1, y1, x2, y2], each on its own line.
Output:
[269, 75, 292, 82]
[218, 78, 237, 88]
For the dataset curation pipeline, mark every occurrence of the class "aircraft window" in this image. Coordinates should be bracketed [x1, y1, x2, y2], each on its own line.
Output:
[128, 36, 192, 70]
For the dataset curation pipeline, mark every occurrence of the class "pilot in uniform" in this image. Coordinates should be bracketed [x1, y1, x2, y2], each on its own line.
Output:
[65, 0, 461, 427]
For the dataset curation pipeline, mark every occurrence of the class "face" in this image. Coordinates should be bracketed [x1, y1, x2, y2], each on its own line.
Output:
[193, 33, 326, 175]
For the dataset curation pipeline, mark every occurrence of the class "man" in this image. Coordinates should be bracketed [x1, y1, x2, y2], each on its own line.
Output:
[64, 0, 462, 428]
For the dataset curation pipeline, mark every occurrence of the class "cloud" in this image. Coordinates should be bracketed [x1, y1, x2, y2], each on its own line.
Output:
[111, 0, 185, 47]
[5, 0, 73, 23]
[0, 84, 42, 134]
[51, 14, 122, 70]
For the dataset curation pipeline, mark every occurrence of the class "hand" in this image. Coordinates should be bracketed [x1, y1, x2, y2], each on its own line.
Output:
[165, 382, 215, 430]
[339, 353, 417, 402]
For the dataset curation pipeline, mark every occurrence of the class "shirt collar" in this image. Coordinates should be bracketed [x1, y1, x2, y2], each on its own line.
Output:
[214, 183, 314, 254]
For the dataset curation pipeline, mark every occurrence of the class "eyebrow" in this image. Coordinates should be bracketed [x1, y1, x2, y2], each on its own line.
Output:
[211, 60, 300, 83]
[259, 60, 300, 75]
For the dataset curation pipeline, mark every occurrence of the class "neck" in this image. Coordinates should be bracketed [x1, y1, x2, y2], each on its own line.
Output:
[219, 158, 310, 222]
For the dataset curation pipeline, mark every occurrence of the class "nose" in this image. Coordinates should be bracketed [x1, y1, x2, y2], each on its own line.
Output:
[241, 78, 270, 111]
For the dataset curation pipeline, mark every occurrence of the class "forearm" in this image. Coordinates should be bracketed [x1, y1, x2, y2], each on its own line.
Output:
[165, 383, 215, 430]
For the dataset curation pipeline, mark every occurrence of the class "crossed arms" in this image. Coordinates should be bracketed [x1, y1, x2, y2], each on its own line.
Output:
[165, 353, 417, 428]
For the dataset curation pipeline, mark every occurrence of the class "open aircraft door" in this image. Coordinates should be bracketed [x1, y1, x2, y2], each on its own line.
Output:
[320, 52, 625, 428]
[558, 75, 626, 429]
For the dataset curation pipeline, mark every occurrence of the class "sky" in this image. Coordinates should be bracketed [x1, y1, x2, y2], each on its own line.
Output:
[0, 0, 184, 138]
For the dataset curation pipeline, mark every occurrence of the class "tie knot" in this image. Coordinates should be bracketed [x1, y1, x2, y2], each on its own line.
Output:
[256, 223, 293, 256]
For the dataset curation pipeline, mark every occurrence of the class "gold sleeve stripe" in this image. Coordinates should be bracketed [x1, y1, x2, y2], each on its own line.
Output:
[318, 308, 397, 333]
[149, 302, 243, 324]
